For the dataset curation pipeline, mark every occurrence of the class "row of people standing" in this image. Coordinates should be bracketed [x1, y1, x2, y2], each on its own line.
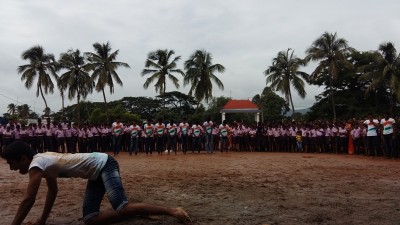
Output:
[253, 114, 397, 158]
[1, 114, 397, 159]
[110, 117, 231, 155]
[0, 121, 125, 154]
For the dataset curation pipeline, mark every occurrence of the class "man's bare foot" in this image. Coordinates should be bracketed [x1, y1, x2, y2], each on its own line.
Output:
[173, 207, 192, 224]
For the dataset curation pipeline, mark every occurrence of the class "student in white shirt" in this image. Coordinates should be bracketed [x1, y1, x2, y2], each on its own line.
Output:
[380, 113, 396, 158]
[111, 118, 124, 156]
[363, 114, 380, 157]
[203, 117, 214, 154]
[219, 120, 230, 153]
[143, 119, 155, 155]
[166, 120, 178, 154]
[129, 120, 141, 156]
[179, 118, 190, 154]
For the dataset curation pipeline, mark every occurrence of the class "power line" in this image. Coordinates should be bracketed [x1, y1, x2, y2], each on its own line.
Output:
[0, 92, 47, 110]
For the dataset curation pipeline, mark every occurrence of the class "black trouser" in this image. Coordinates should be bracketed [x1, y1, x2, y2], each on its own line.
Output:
[130, 138, 139, 155]
[353, 138, 362, 154]
[92, 136, 100, 152]
[366, 136, 379, 157]
[383, 134, 393, 158]
[45, 136, 54, 152]
[156, 136, 164, 154]
[338, 137, 347, 154]
[192, 137, 201, 153]
[167, 136, 177, 153]
[181, 135, 188, 153]
[79, 138, 88, 153]
[57, 137, 65, 153]
[71, 136, 78, 153]
[145, 137, 154, 154]
[36, 136, 45, 153]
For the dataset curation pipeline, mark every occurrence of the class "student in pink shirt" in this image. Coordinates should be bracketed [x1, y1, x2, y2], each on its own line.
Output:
[54, 124, 66, 153]
[351, 123, 362, 155]
[44, 123, 54, 152]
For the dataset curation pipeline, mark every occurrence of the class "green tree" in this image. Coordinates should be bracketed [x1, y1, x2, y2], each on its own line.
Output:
[17, 45, 58, 116]
[306, 50, 391, 120]
[205, 96, 231, 123]
[252, 87, 288, 122]
[120, 96, 162, 121]
[358, 42, 400, 114]
[265, 48, 309, 115]
[7, 103, 16, 115]
[58, 49, 94, 125]
[306, 32, 353, 120]
[157, 91, 197, 120]
[142, 49, 185, 96]
[43, 107, 51, 117]
[85, 42, 130, 120]
[184, 50, 225, 107]
[17, 104, 30, 120]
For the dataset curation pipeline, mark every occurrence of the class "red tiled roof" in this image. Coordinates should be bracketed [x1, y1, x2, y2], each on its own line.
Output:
[223, 100, 258, 110]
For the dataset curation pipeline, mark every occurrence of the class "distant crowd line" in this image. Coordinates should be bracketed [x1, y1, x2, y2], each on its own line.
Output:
[0, 114, 398, 159]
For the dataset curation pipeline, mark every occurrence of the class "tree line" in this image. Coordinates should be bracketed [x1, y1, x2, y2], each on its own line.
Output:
[3, 31, 400, 124]
[10, 43, 225, 125]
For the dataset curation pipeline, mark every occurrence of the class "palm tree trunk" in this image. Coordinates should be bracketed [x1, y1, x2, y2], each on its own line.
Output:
[102, 89, 109, 123]
[76, 93, 81, 126]
[162, 81, 166, 110]
[195, 100, 201, 114]
[61, 91, 65, 118]
[39, 86, 49, 116]
[389, 89, 394, 115]
[329, 75, 337, 120]
[288, 88, 295, 116]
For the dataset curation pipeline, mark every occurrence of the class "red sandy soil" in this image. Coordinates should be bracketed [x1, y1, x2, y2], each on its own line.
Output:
[1, 152, 399, 225]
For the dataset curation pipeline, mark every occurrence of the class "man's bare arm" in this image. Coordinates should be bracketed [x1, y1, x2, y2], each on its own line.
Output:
[36, 177, 58, 225]
[12, 168, 43, 225]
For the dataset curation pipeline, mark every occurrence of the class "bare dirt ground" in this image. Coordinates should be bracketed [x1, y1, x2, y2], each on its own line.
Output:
[1, 152, 400, 225]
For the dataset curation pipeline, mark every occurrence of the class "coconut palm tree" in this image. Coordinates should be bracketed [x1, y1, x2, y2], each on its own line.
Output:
[85, 42, 130, 117]
[265, 48, 309, 115]
[306, 32, 353, 120]
[184, 50, 225, 106]
[358, 42, 400, 114]
[17, 45, 58, 116]
[58, 82, 66, 119]
[7, 103, 16, 115]
[17, 104, 30, 119]
[58, 49, 94, 125]
[142, 49, 184, 96]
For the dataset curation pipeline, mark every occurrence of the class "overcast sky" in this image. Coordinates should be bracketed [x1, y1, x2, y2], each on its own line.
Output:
[1, 0, 399, 115]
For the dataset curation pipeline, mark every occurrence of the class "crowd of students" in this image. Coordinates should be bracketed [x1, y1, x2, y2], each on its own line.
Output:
[0, 114, 398, 159]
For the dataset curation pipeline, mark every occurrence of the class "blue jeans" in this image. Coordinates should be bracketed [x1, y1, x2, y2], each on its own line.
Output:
[205, 133, 213, 153]
[296, 141, 302, 151]
[82, 156, 128, 222]
[112, 135, 122, 155]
